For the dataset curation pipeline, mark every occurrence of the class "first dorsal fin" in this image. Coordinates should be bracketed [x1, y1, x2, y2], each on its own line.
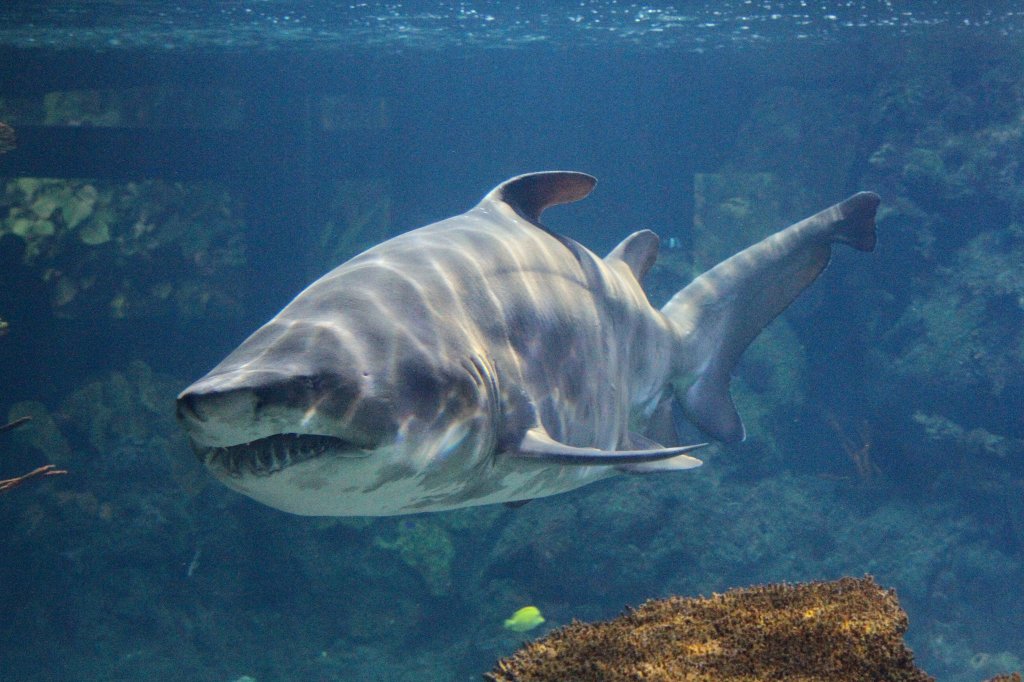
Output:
[606, 230, 660, 282]
[482, 171, 597, 223]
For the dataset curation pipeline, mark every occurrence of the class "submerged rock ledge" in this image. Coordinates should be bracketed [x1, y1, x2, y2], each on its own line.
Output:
[485, 576, 1020, 682]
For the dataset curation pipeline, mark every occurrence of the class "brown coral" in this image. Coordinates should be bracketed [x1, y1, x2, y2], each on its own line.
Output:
[485, 576, 933, 682]
[0, 417, 68, 494]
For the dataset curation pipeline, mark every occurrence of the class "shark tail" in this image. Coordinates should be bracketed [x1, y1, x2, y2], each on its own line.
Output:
[660, 192, 880, 444]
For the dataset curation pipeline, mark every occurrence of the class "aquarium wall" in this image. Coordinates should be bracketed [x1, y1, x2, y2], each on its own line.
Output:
[1, 4, 1023, 681]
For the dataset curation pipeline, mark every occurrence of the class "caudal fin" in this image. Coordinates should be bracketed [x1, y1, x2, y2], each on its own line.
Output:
[661, 192, 880, 443]
[831, 191, 880, 252]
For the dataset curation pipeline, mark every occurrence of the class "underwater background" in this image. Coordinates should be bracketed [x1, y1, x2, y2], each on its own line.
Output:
[1, 2, 1023, 680]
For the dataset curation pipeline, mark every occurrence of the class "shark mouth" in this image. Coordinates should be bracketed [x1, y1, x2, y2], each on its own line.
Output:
[195, 434, 368, 477]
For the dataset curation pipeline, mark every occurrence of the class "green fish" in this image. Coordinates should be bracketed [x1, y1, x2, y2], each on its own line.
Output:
[504, 606, 545, 632]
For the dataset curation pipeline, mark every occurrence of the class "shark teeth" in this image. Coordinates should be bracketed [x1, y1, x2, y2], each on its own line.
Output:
[200, 433, 358, 477]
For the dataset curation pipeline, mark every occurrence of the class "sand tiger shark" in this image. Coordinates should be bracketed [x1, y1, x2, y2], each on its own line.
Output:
[177, 172, 879, 516]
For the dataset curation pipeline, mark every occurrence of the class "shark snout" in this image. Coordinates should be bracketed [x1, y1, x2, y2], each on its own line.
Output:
[177, 387, 256, 427]
[176, 363, 386, 451]
[176, 383, 266, 449]
[177, 367, 317, 446]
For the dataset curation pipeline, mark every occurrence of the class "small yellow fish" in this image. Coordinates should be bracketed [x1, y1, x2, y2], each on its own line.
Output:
[504, 605, 545, 632]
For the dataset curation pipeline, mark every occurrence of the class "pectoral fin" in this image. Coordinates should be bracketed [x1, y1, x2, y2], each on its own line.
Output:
[512, 428, 705, 467]
[618, 431, 706, 473]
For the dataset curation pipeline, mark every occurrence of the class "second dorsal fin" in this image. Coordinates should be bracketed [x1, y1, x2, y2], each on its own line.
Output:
[606, 230, 660, 282]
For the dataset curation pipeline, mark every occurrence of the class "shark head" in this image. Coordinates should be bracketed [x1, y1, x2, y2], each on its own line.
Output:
[177, 275, 499, 515]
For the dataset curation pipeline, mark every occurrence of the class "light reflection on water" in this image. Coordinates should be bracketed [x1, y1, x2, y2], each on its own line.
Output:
[0, 0, 1021, 52]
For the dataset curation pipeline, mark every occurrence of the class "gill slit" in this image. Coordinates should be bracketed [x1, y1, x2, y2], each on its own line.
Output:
[464, 354, 501, 467]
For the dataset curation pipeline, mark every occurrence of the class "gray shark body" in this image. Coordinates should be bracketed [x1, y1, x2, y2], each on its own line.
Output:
[177, 172, 878, 516]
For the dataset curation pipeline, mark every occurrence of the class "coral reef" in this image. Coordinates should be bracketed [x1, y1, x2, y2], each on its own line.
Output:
[308, 179, 392, 277]
[0, 121, 14, 154]
[6, 402, 71, 464]
[692, 172, 823, 271]
[0, 177, 246, 319]
[913, 412, 1024, 462]
[728, 86, 867, 208]
[485, 577, 932, 682]
[2, 87, 381, 131]
[974, 655, 1024, 682]
[0, 323, 68, 494]
[59, 360, 178, 455]
[885, 223, 1024, 405]
[39, 88, 245, 129]
[373, 518, 456, 597]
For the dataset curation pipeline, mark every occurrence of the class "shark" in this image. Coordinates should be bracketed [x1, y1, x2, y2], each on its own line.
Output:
[177, 172, 879, 516]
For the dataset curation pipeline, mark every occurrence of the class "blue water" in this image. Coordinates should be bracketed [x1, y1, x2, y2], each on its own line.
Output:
[1, 2, 1022, 681]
